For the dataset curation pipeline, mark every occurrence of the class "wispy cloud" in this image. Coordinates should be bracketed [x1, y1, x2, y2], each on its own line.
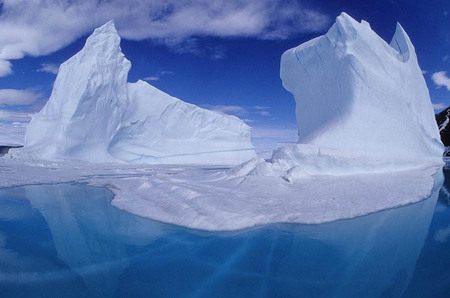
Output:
[0, 122, 26, 145]
[202, 101, 297, 156]
[208, 45, 226, 60]
[253, 105, 270, 110]
[0, 89, 42, 106]
[143, 70, 174, 82]
[0, 88, 41, 144]
[433, 102, 446, 110]
[0, 0, 330, 76]
[241, 118, 255, 123]
[202, 104, 275, 120]
[251, 126, 298, 157]
[162, 39, 228, 59]
[258, 110, 271, 117]
[37, 63, 59, 75]
[0, 110, 34, 122]
[432, 71, 450, 91]
[201, 104, 272, 123]
[203, 104, 248, 116]
[143, 76, 160, 82]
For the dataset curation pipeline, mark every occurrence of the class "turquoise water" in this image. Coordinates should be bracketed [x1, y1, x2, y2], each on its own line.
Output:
[0, 171, 449, 297]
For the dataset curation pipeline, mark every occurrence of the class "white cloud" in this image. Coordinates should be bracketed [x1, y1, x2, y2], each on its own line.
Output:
[433, 102, 446, 110]
[241, 118, 255, 123]
[160, 71, 174, 76]
[0, 122, 26, 145]
[0, 89, 41, 106]
[203, 104, 276, 120]
[0, 110, 33, 122]
[0, 0, 330, 76]
[143, 76, 160, 82]
[432, 71, 450, 91]
[209, 45, 226, 60]
[0, 60, 12, 76]
[143, 70, 174, 82]
[203, 104, 248, 116]
[258, 110, 271, 117]
[0, 93, 36, 143]
[37, 63, 59, 74]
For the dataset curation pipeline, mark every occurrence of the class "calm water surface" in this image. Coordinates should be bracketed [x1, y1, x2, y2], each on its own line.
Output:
[0, 170, 449, 298]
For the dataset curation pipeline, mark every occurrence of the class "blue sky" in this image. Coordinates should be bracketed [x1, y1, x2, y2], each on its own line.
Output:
[0, 0, 449, 152]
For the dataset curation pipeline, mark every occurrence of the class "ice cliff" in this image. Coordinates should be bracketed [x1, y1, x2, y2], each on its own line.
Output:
[19, 21, 255, 164]
[234, 13, 443, 179]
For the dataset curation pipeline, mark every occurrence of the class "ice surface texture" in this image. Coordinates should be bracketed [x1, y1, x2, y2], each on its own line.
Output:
[20, 21, 255, 165]
[241, 13, 443, 178]
[0, 158, 443, 231]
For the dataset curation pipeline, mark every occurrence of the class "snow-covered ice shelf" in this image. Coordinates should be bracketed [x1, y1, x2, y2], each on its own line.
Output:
[0, 158, 443, 231]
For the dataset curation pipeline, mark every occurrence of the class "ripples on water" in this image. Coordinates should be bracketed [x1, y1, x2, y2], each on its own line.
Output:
[0, 170, 449, 298]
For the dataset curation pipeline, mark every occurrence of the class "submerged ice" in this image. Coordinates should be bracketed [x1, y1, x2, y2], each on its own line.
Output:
[0, 181, 440, 296]
[16, 21, 255, 165]
[0, 158, 443, 231]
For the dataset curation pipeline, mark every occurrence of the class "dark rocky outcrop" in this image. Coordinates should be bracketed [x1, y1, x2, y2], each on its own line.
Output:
[436, 107, 450, 156]
[436, 107, 450, 146]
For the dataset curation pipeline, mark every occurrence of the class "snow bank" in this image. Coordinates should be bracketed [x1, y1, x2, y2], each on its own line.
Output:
[242, 13, 443, 178]
[14, 21, 255, 165]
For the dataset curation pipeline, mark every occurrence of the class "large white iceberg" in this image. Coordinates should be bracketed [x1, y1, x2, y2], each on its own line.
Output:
[1, 13, 445, 232]
[17, 21, 255, 165]
[236, 13, 443, 178]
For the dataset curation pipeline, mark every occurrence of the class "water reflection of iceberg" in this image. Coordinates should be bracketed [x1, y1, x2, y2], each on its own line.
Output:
[265, 172, 443, 298]
[17, 184, 169, 297]
[155, 171, 443, 298]
[0, 169, 444, 297]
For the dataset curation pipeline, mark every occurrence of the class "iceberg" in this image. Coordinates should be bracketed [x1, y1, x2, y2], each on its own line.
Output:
[0, 157, 443, 231]
[109, 80, 255, 164]
[0, 13, 445, 231]
[15, 21, 255, 165]
[236, 13, 443, 179]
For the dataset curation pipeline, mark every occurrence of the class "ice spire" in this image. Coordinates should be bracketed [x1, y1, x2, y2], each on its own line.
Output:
[390, 22, 415, 62]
